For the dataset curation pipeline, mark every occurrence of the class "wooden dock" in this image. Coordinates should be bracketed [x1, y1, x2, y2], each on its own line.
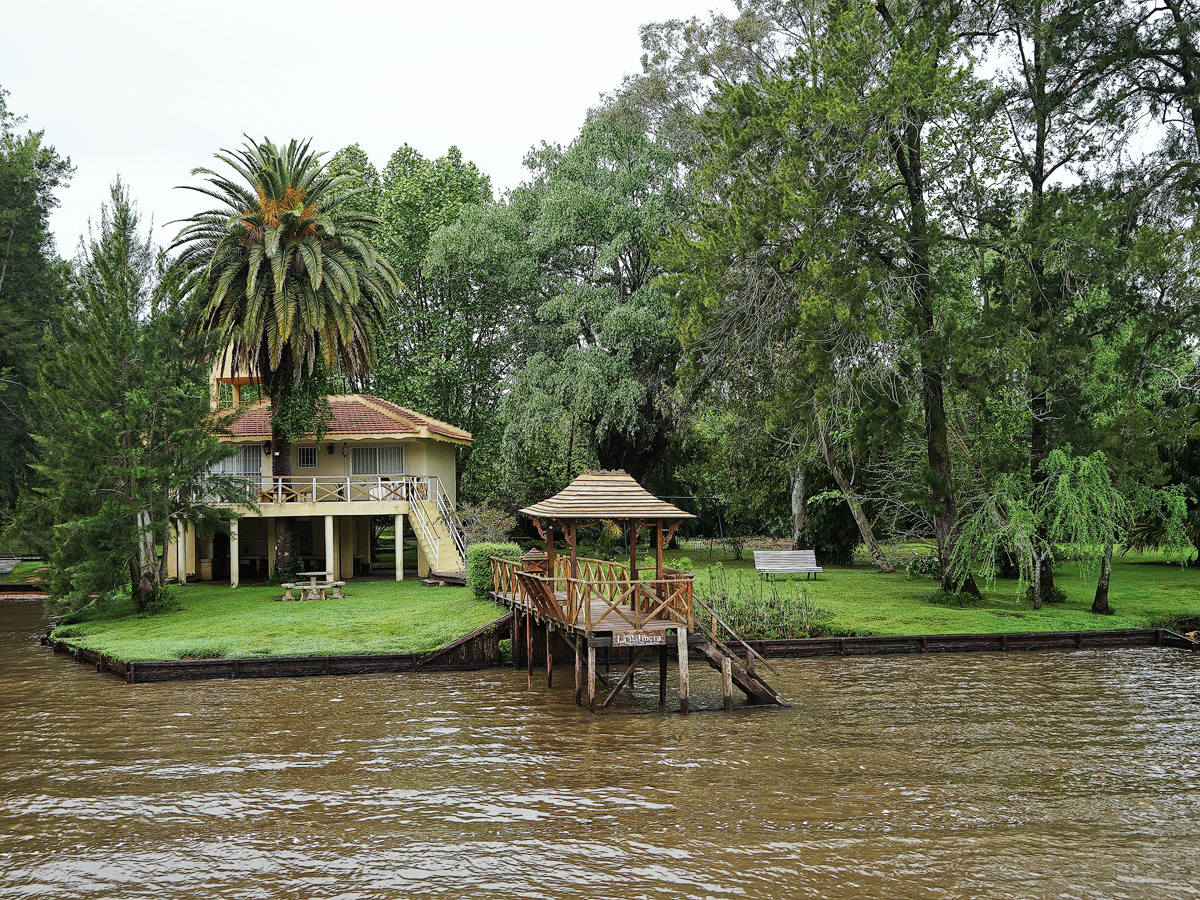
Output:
[489, 554, 782, 713]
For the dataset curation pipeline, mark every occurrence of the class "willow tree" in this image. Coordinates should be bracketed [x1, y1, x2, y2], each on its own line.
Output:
[173, 137, 400, 576]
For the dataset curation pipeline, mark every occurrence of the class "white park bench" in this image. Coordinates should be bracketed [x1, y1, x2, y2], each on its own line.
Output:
[753, 550, 823, 580]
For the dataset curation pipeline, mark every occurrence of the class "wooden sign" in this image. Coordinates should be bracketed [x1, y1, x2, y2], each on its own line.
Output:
[613, 631, 666, 647]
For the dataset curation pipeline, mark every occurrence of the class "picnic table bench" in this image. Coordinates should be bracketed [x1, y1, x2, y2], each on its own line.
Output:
[753, 549, 823, 580]
[278, 573, 347, 601]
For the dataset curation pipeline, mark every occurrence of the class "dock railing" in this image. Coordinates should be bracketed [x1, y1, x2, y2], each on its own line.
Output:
[489, 555, 694, 632]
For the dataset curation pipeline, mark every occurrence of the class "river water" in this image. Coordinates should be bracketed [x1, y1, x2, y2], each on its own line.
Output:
[2, 600, 1198, 899]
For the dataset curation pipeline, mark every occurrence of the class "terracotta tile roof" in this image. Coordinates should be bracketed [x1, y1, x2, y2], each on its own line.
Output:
[222, 395, 472, 443]
[520, 470, 694, 521]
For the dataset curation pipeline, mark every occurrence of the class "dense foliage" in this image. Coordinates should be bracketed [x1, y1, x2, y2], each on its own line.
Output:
[24, 183, 242, 611]
[0, 88, 71, 513]
[4, 0, 1199, 617]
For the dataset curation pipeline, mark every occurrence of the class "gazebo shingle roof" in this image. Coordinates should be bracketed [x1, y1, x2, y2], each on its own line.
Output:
[520, 470, 694, 521]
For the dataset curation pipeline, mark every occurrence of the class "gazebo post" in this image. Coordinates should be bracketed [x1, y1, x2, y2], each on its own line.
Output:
[545, 519, 555, 586]
[569, 521, 578, 578]
[655, 519, 665, 599]
[628, 522, 640, 583]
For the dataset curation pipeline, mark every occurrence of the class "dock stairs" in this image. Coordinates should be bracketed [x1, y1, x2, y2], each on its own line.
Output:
[693, 602, 783, 706]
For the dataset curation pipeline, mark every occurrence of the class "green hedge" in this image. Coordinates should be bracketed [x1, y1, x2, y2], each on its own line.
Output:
[466, 542, 522, 600]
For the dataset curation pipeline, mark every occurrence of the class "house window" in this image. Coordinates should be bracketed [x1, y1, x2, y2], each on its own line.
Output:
[212, 445, 262, 477]
[297, 446, 317, 469]
[350, 445, 405, 476]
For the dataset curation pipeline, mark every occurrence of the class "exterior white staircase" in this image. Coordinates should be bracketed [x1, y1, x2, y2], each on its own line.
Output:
[408, 479, 467, 578]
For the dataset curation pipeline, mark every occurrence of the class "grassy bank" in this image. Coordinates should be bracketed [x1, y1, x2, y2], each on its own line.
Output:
[51, 580, 504, 663]
[677, 549, 1200, 637]
[47, 548, 1198, 664]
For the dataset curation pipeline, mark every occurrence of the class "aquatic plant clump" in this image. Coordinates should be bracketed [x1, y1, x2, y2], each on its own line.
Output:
[695, 565, 833, 640]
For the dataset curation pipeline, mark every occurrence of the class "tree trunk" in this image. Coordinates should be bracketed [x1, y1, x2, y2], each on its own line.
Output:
[1027, 10, 1057, 602]
[791, 466, 810, 550]
[1030, 549, 1044, 610]
[890, 111, 967, 592]
[129, 510, 157, 611]
[271, 415, 295, 578]
[814, 415, 893, 572]
[1092, 537, 1113, 614]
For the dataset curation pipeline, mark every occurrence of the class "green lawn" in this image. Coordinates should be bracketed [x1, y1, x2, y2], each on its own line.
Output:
[48, 548, 1199, 663]
[676, 548, 1200, 637]
[7, 560, 47, 582]
[51, 580, 504, 663]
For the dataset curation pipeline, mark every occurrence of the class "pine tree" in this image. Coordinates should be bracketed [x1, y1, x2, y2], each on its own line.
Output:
[28, 181, 242, 612]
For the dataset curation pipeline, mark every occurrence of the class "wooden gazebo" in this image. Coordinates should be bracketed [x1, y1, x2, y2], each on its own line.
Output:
[519, 469, 695, 582]
[488, 470, 780, 714]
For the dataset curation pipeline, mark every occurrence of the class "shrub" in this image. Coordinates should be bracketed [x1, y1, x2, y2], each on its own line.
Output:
[694, 564, 834, 639]
[466, 542, 522, 600]
[903, 553, 942, 580]
[458, 502, 517, 545]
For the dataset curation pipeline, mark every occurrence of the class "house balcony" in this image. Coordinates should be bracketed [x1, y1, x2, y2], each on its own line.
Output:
[199, 474, 449, 513]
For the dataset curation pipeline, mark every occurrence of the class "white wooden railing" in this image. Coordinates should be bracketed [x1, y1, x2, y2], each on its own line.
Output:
[197, 473, 468, 572]
[198, 474, 440, 506]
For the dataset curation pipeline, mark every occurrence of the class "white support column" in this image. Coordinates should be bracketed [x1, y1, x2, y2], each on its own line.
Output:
[266, 518, 277, 577]
[230, 519, 240, 588]
[324, 515, 335, 580]
[394, 514, 404, 581]
[176, 520, 187, 586]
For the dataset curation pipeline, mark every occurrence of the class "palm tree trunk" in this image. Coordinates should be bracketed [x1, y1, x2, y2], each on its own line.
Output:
[271, 413, 295, 578]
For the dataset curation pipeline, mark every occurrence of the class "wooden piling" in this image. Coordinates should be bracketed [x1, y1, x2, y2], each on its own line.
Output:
[659, 644, 668, 707]
[721, 656, 734, 712]
[546, 623, 553, 687]
[587, 642, 597, 713]
[574, 635, 583, 706]
[526, 610, 533, 689]
[511, 614, 519, 668]
[676, 627, 689, 715]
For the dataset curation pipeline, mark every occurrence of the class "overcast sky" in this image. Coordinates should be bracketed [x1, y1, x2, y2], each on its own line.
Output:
[6, 0, 730, 255]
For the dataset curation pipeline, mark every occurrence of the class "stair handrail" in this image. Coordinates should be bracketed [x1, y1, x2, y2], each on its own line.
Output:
[691, 593, 782, 678]
[432, 481, 467, 563]
[407, 487, 441, 565]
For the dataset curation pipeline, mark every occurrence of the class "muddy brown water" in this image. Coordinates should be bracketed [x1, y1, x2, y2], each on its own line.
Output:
[2, 600, 1199, 899]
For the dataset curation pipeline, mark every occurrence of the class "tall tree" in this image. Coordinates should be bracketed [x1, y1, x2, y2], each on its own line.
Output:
[365, 143, 534, 499]
[663, 0, 996, 581]
[0, 86, 71, 509]
[29, 182, 239, 611]
[987, 0, 1135, 599]
[174, 137, 399, 575]
[497, 103, 692, 504]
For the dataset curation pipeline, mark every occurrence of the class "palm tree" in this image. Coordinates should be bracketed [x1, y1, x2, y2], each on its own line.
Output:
[173, 137, 399, 576]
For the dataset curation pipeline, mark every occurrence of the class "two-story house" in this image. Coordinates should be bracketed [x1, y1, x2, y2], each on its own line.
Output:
[166, 365, 470, 587]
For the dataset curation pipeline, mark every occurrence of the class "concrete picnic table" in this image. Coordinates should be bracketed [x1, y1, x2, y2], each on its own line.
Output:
[279, 571, 345, 601]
